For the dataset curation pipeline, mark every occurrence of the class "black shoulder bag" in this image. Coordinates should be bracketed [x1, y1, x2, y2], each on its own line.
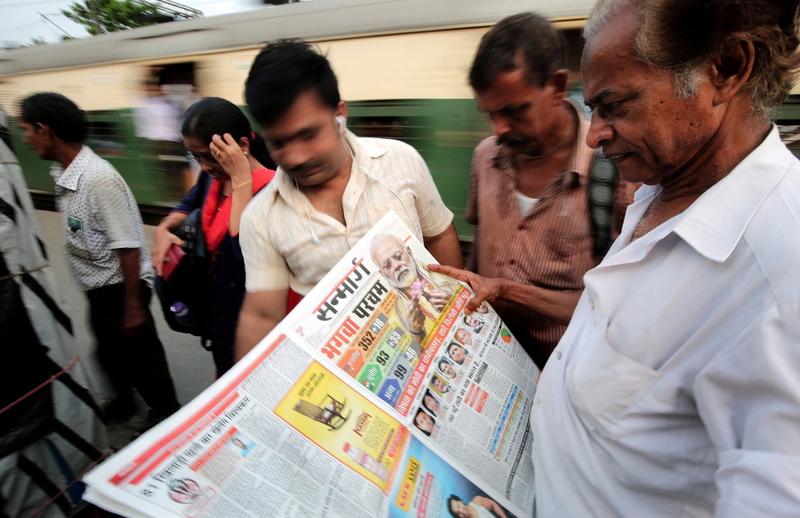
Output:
[155, 174, 213, 349]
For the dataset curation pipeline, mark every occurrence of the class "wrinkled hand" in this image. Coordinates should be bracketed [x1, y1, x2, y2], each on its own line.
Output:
[428, 264, 505, 314]
[122, 303, 147, 337]
[210, 133, 250, 183]
[152, 226, 183, 276]
[422, 287, 453, 312]
[406, 296, 427, 336]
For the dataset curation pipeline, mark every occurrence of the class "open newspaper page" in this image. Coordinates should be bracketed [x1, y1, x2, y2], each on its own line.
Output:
[84, 211, 539, 517]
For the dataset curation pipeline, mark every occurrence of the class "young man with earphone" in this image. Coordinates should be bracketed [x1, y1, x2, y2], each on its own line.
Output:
[235, 39, 463, 361]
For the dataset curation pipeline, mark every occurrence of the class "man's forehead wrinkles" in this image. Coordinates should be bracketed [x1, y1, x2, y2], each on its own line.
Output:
[586, 88, 614, 106]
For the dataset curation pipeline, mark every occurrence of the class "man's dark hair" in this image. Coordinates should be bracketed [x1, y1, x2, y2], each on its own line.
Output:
[20, 92, 88, 143]
[469, 12, 564, 92]
[447, 343, 466, 365]
[431, 374, 449, 392]
[244, 39, 341, 126]
[447, 495, 463, 517]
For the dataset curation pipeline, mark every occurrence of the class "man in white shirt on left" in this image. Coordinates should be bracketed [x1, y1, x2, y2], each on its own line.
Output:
[20, 92, 180, 431]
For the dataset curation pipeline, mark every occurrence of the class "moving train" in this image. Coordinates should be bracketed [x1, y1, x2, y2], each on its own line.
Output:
[2, 0, 799, 239]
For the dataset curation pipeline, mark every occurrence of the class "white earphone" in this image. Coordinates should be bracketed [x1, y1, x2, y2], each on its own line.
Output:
[336, 115, 347, 134]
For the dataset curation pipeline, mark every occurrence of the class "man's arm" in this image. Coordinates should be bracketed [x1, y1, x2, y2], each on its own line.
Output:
[697, 305, 800, 516]
[118, 248, 147, 334]
[235, 289, 288, 362]
[428, 264, 581, 325]
[424, 223, 463, 269]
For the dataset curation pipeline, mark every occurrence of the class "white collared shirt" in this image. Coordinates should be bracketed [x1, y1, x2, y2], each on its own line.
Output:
[532, 127, 800, 517]
[240, 131, 453, 295]
[51, 146, 153, 291]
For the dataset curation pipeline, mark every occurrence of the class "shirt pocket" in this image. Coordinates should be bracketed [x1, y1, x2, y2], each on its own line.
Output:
[66, 225, 110, 264]
[566, 317, 660, 441]
[542, 230, 592, 260]
[366, 195, 419, 234]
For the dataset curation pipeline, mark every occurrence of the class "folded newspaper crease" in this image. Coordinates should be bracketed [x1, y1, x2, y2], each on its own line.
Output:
[84, 211, 539, 517]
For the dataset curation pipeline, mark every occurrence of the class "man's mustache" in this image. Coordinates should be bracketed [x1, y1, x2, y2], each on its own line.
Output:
[395, 266, 412, 282]
[285, 160, 325, 175]
[497, 134, 529, 147]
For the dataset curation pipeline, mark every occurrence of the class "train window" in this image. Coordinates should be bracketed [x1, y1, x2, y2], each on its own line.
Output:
[87, 113, 128, 158]
[776, 95, 800, 158]
[778, 123, 800, 158]
[348, 100, 426, 149]
[350, 116, 419, 140]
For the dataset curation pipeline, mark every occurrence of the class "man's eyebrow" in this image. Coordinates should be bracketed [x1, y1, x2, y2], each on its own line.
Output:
[585, 89, 613, 107]
[270, 125, 318, 144]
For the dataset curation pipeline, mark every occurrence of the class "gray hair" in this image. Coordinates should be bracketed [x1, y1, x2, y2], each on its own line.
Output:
[584, 0, 800, 118]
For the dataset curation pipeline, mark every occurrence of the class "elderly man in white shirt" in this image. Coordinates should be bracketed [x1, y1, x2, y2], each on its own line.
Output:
[235, 40, 462, 361]
[532, 0, 800, 516]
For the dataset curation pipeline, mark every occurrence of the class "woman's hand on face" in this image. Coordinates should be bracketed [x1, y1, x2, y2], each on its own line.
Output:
[209, 133, 250, 183]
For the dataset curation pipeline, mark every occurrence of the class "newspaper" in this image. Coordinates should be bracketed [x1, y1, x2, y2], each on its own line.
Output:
[84, 211, 540, 518]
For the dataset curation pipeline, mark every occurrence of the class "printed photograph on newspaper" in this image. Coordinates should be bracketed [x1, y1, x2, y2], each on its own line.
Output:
[83, 211, 538, 517]
[391, 437, 516, 518]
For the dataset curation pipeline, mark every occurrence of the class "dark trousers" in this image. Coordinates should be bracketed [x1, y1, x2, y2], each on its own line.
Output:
[86, 281, 180, 413]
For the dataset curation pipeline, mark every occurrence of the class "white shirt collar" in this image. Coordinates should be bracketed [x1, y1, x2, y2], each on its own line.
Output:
[672, 126, 791, 262]
[52, 145, 91, 191]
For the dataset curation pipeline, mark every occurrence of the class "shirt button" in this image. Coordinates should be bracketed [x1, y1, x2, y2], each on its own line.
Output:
[517, 225, 525, 231]
[556, 351, 562, 361]
[509, 259, 515, 265]
[536, 397, 541, 405]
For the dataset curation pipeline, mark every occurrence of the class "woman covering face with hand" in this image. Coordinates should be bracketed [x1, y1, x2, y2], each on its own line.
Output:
[152, 97, 276, 376]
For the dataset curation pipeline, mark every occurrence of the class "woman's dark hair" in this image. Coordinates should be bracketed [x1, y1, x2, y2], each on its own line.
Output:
[447, 495, 463, 517]
[181, 97, 274, 168]
[20, 92, 88, 143]
[421, 390, 440, 414]
[245, 39, 341, 126]
[414, 409, 434, 436]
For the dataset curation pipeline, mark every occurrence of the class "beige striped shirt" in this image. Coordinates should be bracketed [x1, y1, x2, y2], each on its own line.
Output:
[240, 131, 453, 295]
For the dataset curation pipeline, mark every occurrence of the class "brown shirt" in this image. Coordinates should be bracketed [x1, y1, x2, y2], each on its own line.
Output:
[467, 105, 635, 368]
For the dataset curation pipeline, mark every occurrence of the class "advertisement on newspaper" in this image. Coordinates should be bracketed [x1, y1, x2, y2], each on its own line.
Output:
[84, 212, 538, 517]
[391, 437, 516, 518]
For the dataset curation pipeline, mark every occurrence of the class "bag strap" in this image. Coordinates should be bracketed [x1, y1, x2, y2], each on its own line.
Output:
[588, 150, 618, 257]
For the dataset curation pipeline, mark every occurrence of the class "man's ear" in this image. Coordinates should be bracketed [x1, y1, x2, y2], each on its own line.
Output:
[36, 123, 53, 140]
[546, 69, 570, 106]
[710, 37, 755, 105]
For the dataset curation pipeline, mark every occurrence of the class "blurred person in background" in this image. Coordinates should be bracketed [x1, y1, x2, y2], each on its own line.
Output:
[0, 102, 107, 517]
[152, 97, 277, 376]
[20, 92, 180, 434]
[431, 13, 636, 369]
[133, 74, 186, 202]
[235, 40, 462, 361]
